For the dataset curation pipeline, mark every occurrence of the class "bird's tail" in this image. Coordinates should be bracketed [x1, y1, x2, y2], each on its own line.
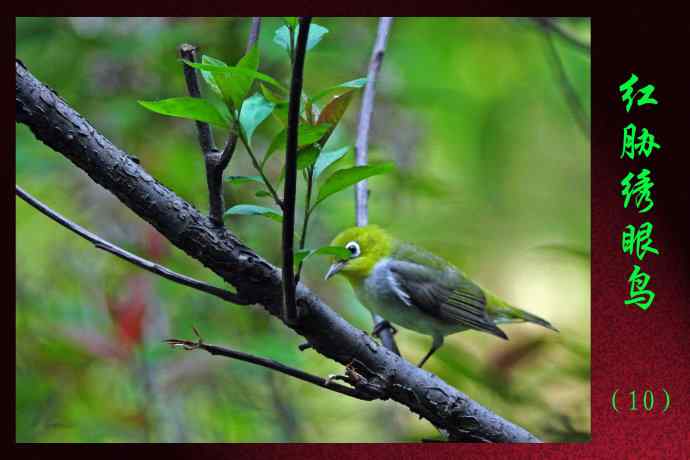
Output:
[486, 292, 559, 332]
[517, 309, 559, 332]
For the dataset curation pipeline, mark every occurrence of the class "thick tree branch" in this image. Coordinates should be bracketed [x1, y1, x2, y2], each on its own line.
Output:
[282, 17, 311, 325]
[15, 60, 541, 443]
[355, 17, 400, 356]
[15, 185, 248, 305]
[165, 333, 375, 401]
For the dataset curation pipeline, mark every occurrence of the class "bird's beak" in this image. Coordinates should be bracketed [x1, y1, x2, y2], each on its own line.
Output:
[324, 260, 347, 280]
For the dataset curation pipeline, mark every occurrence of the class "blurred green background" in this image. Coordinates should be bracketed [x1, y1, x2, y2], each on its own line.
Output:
[15, 17, 590, 442]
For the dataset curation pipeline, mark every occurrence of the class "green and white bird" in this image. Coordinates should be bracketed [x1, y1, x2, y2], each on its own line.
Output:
[325, 225, 558, 368]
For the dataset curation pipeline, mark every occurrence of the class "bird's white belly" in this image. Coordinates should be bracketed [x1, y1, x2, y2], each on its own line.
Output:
[354, 259, 462, 337]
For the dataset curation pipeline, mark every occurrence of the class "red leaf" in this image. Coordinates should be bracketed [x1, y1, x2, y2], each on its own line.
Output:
[316, 91, 353, 145]
[144, 225, 169, 262]
[106, 276, 150, 350]
[317, 91, 353, 127]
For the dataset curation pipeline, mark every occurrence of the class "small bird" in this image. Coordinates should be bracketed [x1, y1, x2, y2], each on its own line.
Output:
[325, 225, 558, 368]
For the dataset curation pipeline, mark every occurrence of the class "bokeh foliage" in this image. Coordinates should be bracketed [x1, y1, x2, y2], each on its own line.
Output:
[16, 17, 590, 442]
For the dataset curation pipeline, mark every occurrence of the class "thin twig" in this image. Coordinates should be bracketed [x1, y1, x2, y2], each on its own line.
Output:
[246, 17, 262, 53]
[355, 17, 393, 228]
[16, 185, 249, 305]
[354, 17, 400, 356]
[179, 44, 225, 226]
[237, 132, 283, 208]
[218, 17, 262, 172]
[282, 17, 312, 325]
[179, 44, 216, 154]
[164, 336, 373, 400]
[542, 29, 590, 140]
[295, 167, 314, 281]
[533, 18, 590, 53]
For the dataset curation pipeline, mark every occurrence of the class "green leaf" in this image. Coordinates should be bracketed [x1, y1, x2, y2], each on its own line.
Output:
[183, 61, 288, 97]
[314, 162, 395, 207]
[272, 102, 289, 126]
[263, 123, 332, 166]
[225, 175, 264, 185]
[207, 95, 233, 125]
[195, 56, 243, 108]
[261, 84, 286, 104]
[200, 55, 227, 97]
[311, 77, 368, 103]
[255, 190, 271, 197]
[273, 25, 292, 52]
[297, 145, 321, 170]
[295, 246, 353, 267]
[276, 145, 320, 185]
[274, 23, 329, 53]
[239, 92, 275, 145]
[234, 45, 260, 104]
[313, 146, 351, 178]
[138, 97, 229, 128]
[304, 23, 329, 50]
[224, 204, 283, 222]
[282, 17, 298, 28]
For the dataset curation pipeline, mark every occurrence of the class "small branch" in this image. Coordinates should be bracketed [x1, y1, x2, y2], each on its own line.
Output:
[16, 185, 249, 305]
[218, 132, 238, 175]
[533, 18, 590, 53]
[246, 17, 262, 53]
[218, 17, 262, 172]
[354, 17, 400, 356]
[181, 18, 263, 227]
[295, 167, 314, 281]
[282, 17, 311, 325]
[237, 132, 283, 208]
[179, 43, 216, 154]
[165, 335, 373, 401]
[179, 44, 225, 226]
[542, 29, 590, 140]
[355, 17, 392, 227]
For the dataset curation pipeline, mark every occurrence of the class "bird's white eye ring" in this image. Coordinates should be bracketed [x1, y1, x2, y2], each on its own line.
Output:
[345, 241, 361, 257]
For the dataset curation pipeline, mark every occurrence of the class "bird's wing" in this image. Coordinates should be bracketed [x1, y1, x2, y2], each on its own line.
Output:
[387, 244, 508, 339]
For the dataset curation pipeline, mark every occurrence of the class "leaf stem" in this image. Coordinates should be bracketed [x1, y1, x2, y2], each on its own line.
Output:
[236, 128, 284, 209]
[296, 166, 314, 280]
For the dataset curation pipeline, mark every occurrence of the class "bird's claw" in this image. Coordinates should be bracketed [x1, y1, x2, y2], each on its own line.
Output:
[372, 320, 397, 338]
[298, 342, 313, 351]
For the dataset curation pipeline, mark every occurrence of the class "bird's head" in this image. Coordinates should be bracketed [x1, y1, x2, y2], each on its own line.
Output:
[325, 225, 394, 282]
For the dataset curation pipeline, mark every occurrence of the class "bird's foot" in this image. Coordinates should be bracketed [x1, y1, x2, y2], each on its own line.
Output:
[298, 342, 312, 351]
[371, 320, 397, 338]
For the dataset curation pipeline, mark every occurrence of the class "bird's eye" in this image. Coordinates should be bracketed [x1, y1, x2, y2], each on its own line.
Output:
[345, 241, 361, 257]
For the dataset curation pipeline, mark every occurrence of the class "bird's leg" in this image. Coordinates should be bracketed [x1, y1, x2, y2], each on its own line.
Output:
[371, 319, 397, 338]
[418, 335, 444, 368]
